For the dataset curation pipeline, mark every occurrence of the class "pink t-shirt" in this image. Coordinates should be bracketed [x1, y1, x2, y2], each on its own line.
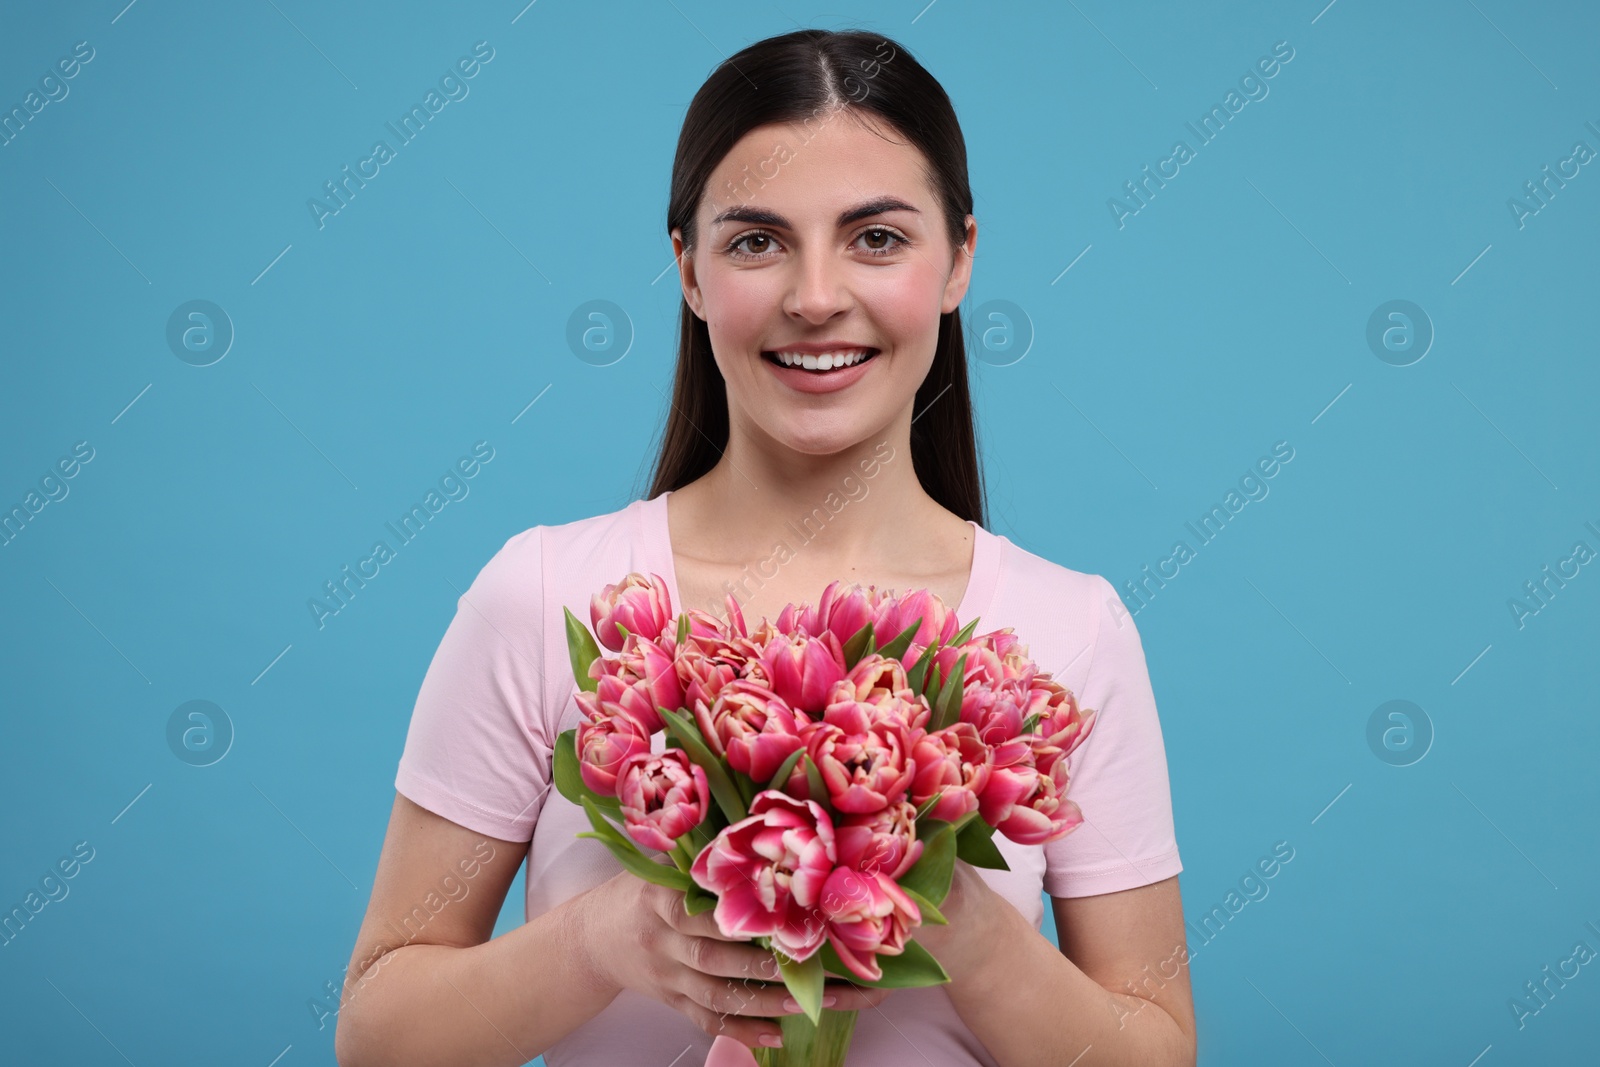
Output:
[394, 490, 1182, 1066]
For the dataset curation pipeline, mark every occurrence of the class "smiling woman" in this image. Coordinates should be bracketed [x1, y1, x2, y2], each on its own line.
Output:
[338, 27, 1193, 1067]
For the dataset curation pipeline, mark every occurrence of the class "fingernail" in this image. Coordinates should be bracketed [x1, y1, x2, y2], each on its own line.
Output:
[782, 997, 801, 1012]
[759, 1033, 784, 1048]
[822, 995, 838, 1007]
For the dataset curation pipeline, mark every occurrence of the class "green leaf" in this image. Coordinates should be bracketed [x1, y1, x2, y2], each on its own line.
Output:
[906, 643, 936, 693]
[820, 938, 950, 989]
[900, 884, 947, 925]
[767, 747, 805, 791]
[1020, 711, 1042, 736]
[900, 821, 955, 905]
[684, 882, 717, 916]
[772, 945, 826, 1024]
[731, 767, 757, 808]
[912, 789, 945, 823]
[802, 754, 831, 815]
[553, 729, 622, 818]
[875, 616, 923, 663]
[563, 607, 604, 693]
[841, 621, 875, 668]
[950, 616, 980, 646]
[659, 707, 746, 823]
[576, 797, 692, 891]
[952, 808, 982, 834]
[954, 818, 1010, 870]
[676, 613, 689, 645]
[929, 651, 968, 733]
[922, 663, 942, 703]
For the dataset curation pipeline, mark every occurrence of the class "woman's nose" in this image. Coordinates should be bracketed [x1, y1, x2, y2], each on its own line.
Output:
[782, 250, 852, 324]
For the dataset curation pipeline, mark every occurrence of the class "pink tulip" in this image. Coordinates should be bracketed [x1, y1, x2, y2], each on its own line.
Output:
[617, 750, 710, 853]
[675, 645, 739, 724]
[694, 679, 805, 784]
[576, 672, 663, 736]
[798, 579, 877, 645]
[1025, 681, 1097, 776]
[806, 699, 917, 814]
[615, 635, 684, 724]
[835, 799, 923, 880]
[690, 792, 837, 962]
[837, 652, 911, 705]
[757, 630, 848, 714]
[574, 709, 653, 797]
[872, 588, 959, 653]
[980, 755, 1085, 845]
[909, 722, 993, 824]
[818, 865, 921, 982]
[591, 572, 674, 652]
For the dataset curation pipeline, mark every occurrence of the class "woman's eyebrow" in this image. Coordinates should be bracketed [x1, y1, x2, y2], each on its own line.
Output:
[709, 195, 921, 230]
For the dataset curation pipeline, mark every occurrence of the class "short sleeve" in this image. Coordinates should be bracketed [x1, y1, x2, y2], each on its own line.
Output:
[394, 527, 553, 843]
[1042, 574, 1183, 897]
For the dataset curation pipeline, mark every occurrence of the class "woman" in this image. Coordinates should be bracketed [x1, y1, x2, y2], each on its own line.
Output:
[335, 28, 1195, 1067]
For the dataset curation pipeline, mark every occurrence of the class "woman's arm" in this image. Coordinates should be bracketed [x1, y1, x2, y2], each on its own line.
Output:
[334, 793, 620, 1067]
[933, 874, 1197, 1067]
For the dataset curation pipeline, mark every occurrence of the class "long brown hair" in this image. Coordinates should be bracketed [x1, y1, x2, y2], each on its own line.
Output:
[644, 28, 987, 528]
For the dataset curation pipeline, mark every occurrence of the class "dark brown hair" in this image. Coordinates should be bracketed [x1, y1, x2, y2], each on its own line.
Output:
[644, 28, 987, 527]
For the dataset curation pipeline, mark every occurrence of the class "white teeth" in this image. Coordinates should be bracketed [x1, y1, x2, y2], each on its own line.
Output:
[772, 349, 872, 370]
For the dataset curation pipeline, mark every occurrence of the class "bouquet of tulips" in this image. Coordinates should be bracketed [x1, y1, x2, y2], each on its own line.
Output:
[557, 573, 1096, 1067]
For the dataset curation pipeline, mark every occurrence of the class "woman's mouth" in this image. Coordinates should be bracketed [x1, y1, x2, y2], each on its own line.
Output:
[761, 348, 879, 372]
[760, 346, 880, 394]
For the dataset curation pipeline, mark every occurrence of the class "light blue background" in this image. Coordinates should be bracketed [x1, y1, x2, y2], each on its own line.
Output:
[2, 1, 1596, 1064]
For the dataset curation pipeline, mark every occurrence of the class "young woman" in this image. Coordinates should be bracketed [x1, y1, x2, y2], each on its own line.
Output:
[335, 29, 1195, 1067]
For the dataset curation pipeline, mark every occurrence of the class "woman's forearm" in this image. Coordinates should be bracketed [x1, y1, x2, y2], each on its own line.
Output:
[334, 885, 621, 1067]
[941, 903, 1195, 1067]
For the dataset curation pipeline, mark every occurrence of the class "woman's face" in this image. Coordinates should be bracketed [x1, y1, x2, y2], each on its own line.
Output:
[672, 110, 976, 457]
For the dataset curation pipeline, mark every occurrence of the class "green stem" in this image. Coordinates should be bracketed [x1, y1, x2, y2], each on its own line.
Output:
[752, 1008, 859, 1067]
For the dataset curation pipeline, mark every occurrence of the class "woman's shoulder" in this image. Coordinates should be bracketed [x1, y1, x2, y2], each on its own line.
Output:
[484, 496, 650, 562]
[986, 527, 1112, 606]
[467, 496, 657, 611]
[981, 529, 1133, 689]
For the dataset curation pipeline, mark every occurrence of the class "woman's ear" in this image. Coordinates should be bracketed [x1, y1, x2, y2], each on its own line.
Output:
[940, 214, 978, 314]
[670, 228, 706, 321]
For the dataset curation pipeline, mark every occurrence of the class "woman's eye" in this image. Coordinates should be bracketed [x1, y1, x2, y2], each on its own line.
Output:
[730, 231, 778, 257]
[857, 227, 905, 254]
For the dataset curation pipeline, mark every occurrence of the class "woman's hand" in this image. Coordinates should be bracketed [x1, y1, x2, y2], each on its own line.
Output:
[577, 871, 891, 1050]
[907, 858, 1007, 983]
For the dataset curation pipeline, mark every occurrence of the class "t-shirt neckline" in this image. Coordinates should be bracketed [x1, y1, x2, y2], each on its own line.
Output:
[643, 488, 1003, 630]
